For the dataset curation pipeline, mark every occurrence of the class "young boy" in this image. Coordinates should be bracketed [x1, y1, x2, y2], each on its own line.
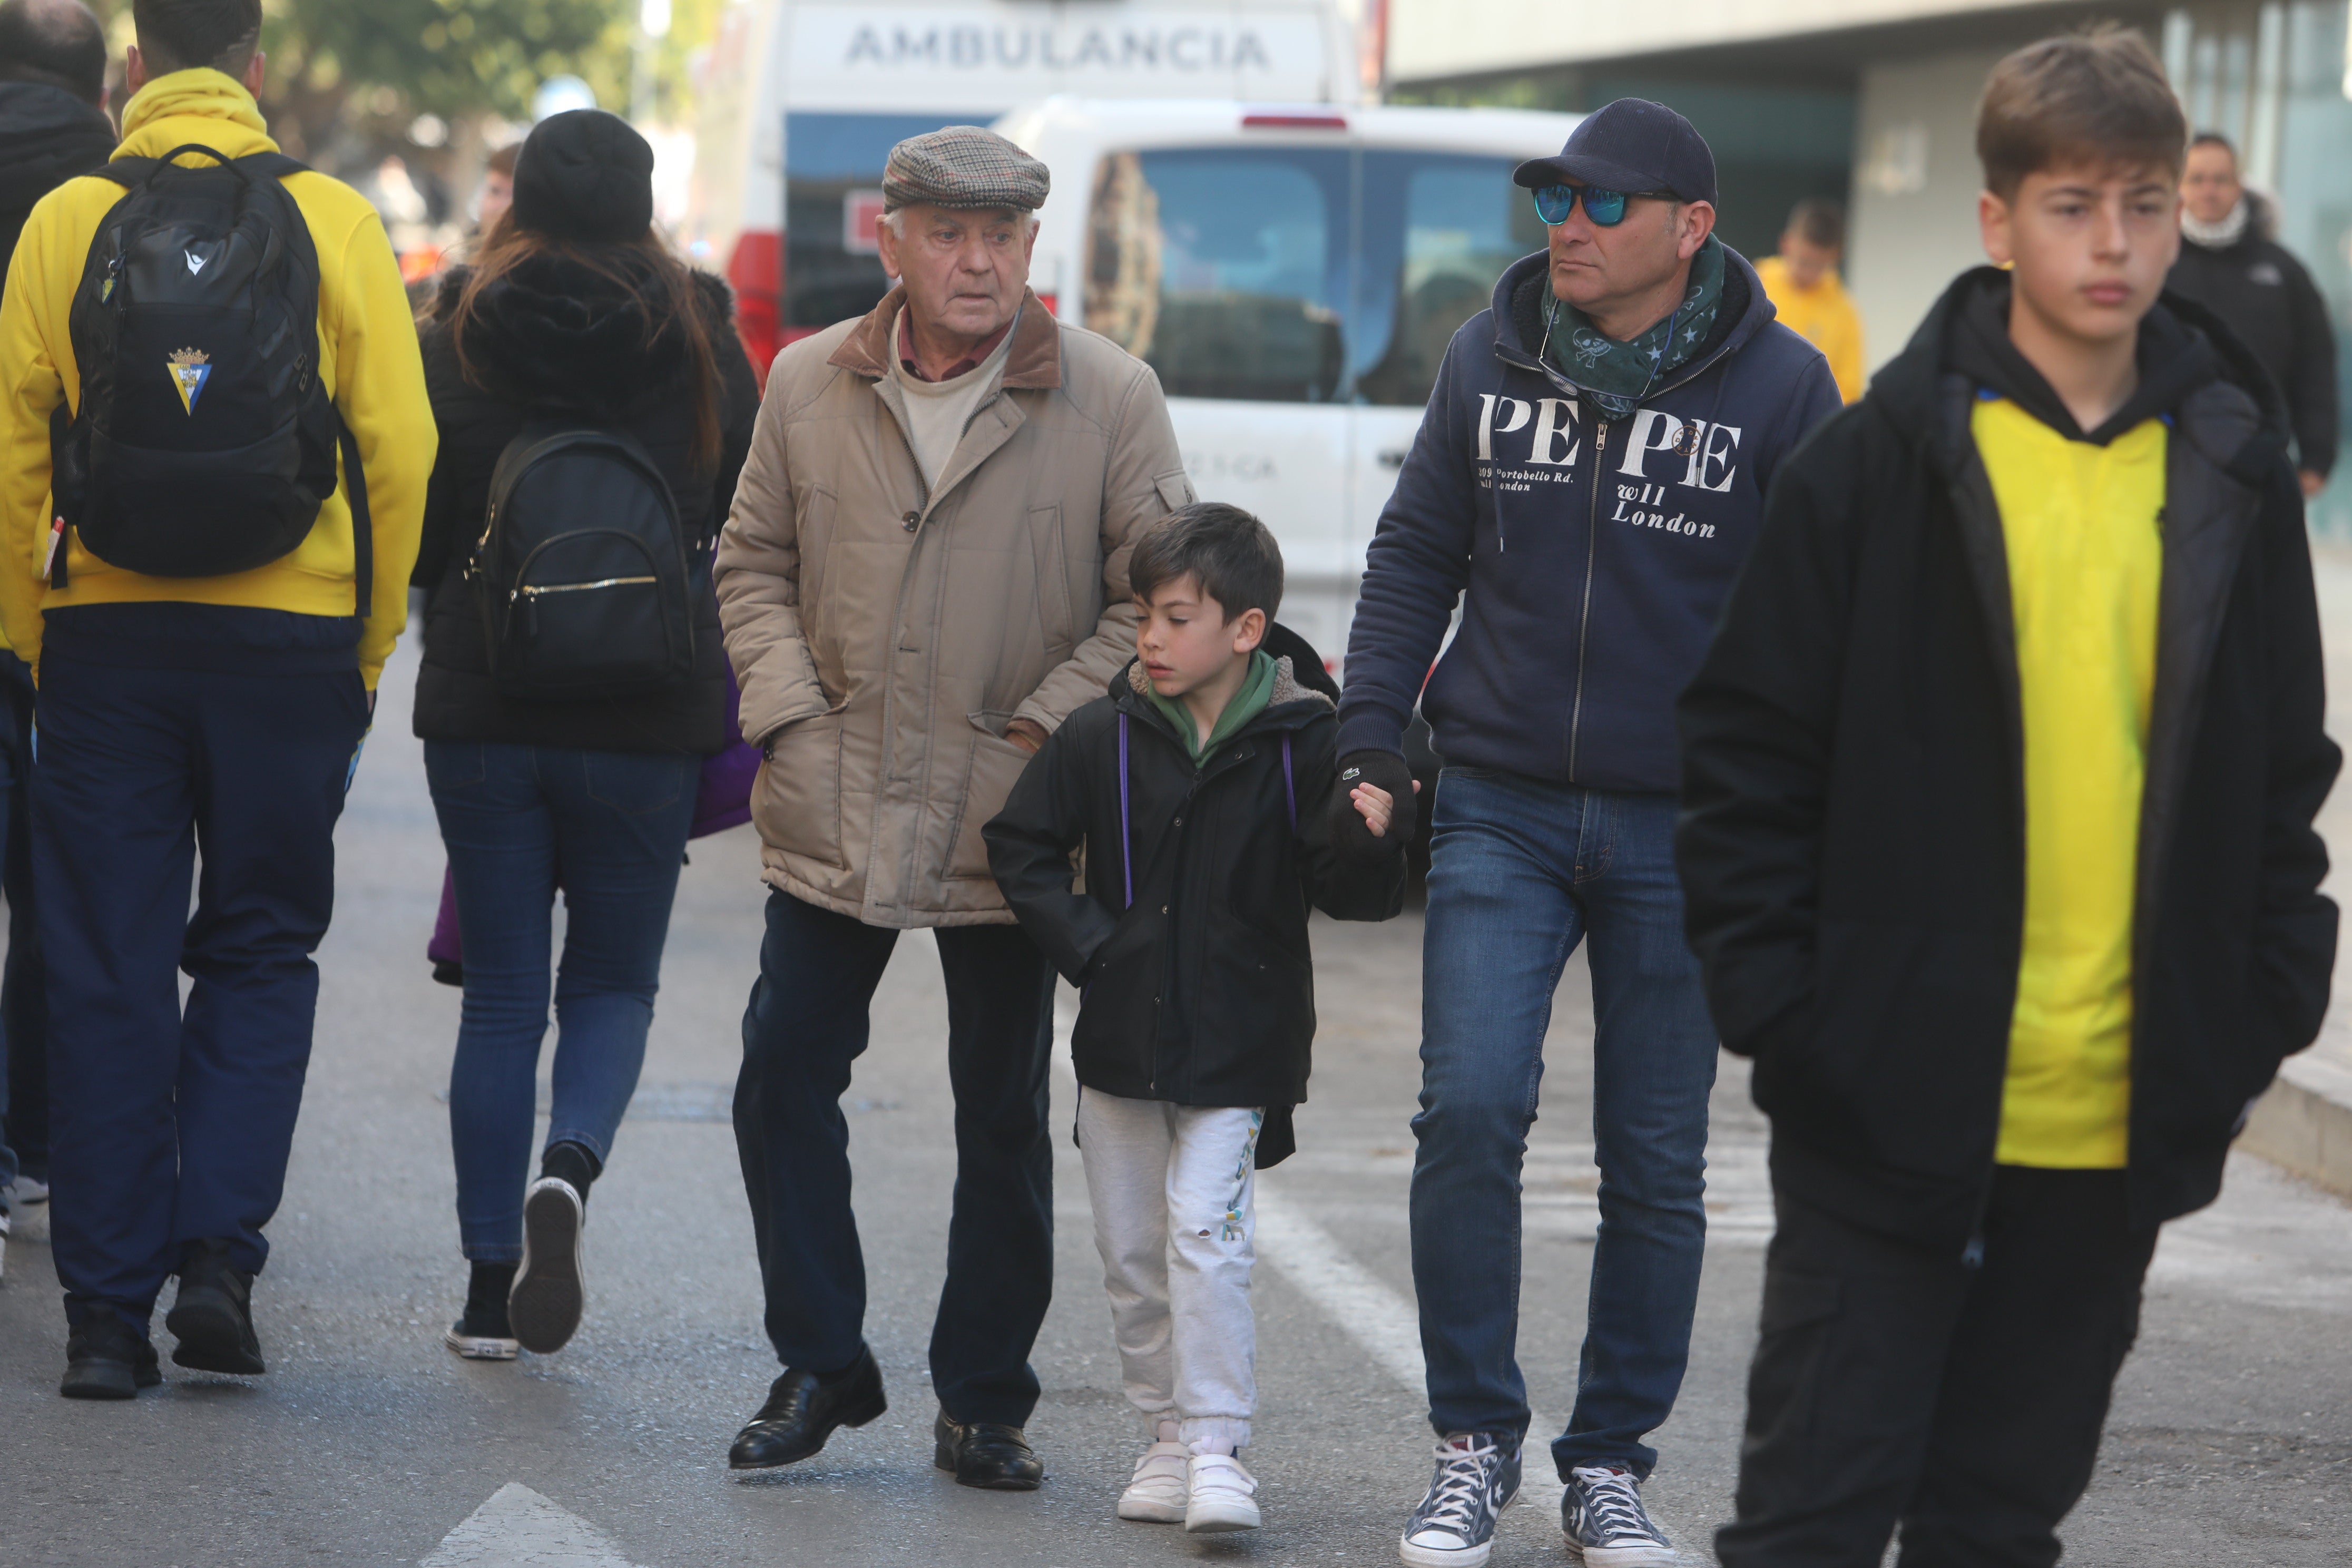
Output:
[1677, 30, 2338, 1566]
[985, 502, 1408, 1533]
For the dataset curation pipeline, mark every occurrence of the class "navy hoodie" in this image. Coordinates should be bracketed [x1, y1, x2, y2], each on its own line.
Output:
[1338, 246, 1843, 791]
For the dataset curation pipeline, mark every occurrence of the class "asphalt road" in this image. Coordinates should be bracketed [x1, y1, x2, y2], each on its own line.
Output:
[3, 632, 2349, 1568]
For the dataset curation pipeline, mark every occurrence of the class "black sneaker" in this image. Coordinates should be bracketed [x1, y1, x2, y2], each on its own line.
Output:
[1399, 1432, 1522, 1567]
[445, 1261, 520, 1360]
[508, 1177, 585, 1354]
[61, 1314, 163, 1400]
[1563, 1464, 1677, 1566]
[166, 1238, 265, 1375]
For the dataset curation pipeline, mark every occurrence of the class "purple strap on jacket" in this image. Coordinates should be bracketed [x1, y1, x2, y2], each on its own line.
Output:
[1117, 713, 1295, 914]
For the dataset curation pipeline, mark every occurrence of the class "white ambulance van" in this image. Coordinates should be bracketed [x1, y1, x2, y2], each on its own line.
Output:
[688, 1, 1575, 668]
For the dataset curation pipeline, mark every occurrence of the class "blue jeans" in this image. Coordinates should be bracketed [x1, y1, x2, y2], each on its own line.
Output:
[1412, 769, 1718, 1479]
[427, 742, 699, 1262]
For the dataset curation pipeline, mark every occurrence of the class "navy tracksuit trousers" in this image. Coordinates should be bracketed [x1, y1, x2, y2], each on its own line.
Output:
[34, 610, 369, 1332]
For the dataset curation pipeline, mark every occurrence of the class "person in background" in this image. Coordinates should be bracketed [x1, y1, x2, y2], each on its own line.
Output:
[475, 141, 515, 234]
[2168, 131, 2337, 498]
[1339, 97, 1842, 1568]
[714, 125, 1190, 1491]
[1756, 197, 1866, 403]
[986, 504, 1408, 1536]
[0, 0, 111, 1241]
[410, 109, 758, 1363]
[0, 0, 433, 1399]
[1681, 31, 2337, 1564]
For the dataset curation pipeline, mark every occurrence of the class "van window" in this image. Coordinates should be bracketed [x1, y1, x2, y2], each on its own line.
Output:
[1085, 148, 1350, 402]
[1354, 152, 1545, 407]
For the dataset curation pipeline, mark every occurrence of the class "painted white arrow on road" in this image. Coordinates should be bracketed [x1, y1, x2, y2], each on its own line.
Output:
[422, 1483, 646, 1568]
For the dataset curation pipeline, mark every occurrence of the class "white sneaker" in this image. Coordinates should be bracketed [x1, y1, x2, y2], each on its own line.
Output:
[508, 1177, 585, 1354]
[1400, 1432, 1522, 1567]
[0, 1204, 9, 1283]
[1115, 1439, 1191, 1522]
[1185, 1451, 1260, 1533]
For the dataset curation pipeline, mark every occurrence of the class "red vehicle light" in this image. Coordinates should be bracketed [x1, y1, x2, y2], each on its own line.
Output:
[1242, 112, 1348, 131]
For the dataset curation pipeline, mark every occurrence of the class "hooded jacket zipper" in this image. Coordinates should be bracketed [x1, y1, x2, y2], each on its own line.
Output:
[1569, 413, 1609, 780]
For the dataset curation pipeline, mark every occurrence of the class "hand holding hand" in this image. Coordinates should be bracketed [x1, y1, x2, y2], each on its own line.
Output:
[1329, 748, 1417, 861]
[1351, 778, 1423, 837]
[1006, 717, 1048, 754]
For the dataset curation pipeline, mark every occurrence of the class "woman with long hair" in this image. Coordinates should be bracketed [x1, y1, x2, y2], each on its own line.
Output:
[410, 109, 758, 1359]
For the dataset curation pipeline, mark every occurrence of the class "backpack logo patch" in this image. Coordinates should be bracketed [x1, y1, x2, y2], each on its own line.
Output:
[167, 347, 211, 415]
[184, 249, 208, 276]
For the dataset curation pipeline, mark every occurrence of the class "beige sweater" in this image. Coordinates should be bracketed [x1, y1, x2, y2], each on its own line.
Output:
[891, 310, 1019, 490]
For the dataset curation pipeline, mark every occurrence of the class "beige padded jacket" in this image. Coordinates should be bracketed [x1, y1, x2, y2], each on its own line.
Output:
[715, 287, 1192, 927]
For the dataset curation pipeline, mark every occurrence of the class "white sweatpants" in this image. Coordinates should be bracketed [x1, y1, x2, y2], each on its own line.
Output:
[1076, 1088, 1263, 1455]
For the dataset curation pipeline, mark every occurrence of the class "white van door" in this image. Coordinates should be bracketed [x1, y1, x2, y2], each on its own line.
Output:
[1076, 142, 1358, 668]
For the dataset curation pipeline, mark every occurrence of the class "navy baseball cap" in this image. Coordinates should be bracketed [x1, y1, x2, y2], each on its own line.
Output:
[1514, 98, 1718, 207]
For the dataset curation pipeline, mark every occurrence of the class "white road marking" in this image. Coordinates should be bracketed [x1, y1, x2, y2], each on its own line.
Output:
[421, 1483, 645, 1568]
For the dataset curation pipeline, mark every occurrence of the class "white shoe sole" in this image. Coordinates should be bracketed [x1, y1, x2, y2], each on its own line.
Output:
[443, 1325, 519, 1360]
[1116, 1493, 1187, 1523]
[1187, 1501, 1260, 1533]
[1565, 1543, 1679, 1567]
[509, 1178, 585, 1354]
[1400, 1536, 1491, 1568]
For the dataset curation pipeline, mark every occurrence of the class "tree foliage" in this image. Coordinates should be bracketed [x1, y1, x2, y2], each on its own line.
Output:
[267, 0, 631, 123]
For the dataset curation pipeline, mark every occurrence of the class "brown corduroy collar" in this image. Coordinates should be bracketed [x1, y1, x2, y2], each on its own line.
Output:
[830, 286, 1062, 390]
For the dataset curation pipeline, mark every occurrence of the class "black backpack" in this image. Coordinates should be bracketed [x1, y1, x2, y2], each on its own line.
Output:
[48, 144, 368, 611]
[466, 424, 695, 702]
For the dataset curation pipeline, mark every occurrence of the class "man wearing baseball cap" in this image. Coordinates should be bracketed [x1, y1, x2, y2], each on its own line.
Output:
[1334, 100, 1842, 1565]
[714, 126, 1191, 1487]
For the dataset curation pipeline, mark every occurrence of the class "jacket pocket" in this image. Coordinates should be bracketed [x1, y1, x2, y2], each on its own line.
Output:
[758, 705, 848, 869]
[1028, 503, 1074, 655]
[950, 711, 1040, 881]
[1153, 469, 1195, 512]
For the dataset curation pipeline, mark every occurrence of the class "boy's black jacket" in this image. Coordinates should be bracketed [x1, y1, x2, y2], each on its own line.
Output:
[985, 656, 1406, 1129]
[1677, 267, 2340, 1244]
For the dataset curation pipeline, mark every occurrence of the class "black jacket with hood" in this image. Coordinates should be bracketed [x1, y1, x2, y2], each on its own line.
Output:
[2165, 192, 2337, 479]
[985, 656, 1406, 1156]
[1337, 243, 1844, 791]
[410, 256, 760, 754]
[0, 80, 114, 275]
[1677, 267, 2339, 1246]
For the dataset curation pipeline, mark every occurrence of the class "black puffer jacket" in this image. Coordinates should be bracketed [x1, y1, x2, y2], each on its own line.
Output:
[2165, 193, 2337, 478]
[1678, 267, 2339, 1245]
[0, 81, 114, 272]
[410, 256, 760, 754]
[986, 657, 1405, 1123]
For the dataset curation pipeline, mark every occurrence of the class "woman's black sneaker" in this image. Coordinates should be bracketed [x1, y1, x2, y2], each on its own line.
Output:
[508, 1177, 585, 1354]
[446, 1260, 520, 1360]
[166, 1238, 266, 1375]
[61, 1314, 163, 1400]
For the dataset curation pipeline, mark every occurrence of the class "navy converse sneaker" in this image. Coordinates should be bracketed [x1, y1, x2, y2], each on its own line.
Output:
[1399, 1432, 1522, 1567]
[1563, 1464, 1677, 1566]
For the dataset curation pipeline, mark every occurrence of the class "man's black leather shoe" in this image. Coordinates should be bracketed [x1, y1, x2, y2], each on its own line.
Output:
[165, 1238, 266, 1375]
[60, 1314, 162, 1400]
[933, 1409, 1045, 1491]
[727, 1345, 887, 1470]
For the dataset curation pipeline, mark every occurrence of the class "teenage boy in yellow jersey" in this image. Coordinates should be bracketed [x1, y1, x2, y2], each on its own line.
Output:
[0, 0, 430, 1398]
[1756, 197, 1865, 403]
[1677, 30, 2338, 1566]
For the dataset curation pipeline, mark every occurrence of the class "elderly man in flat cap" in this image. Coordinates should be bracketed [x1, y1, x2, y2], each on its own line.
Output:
[714, 125, 1192, 1486]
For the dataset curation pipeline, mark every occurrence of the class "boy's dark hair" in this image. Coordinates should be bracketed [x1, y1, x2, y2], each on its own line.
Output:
[1785, 196, 1844, 252]
[132, 0, 262, 77]
[0, 0, 107, 103]
[2189, 130, 2238, 161]
[1130, 502, 1284, 624]
[1976, 27, 2187, 201]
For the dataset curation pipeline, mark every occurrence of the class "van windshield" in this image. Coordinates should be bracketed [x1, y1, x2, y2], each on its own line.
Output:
[1083, 143, 1540, 407]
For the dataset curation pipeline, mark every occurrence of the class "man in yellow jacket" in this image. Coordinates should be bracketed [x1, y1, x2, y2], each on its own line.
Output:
[1755, 197, 1866, 403]
[0, 0, 432, 1399]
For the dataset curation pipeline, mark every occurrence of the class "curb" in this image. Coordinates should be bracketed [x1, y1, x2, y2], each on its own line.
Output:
[2238, 1038, 2352, 1200]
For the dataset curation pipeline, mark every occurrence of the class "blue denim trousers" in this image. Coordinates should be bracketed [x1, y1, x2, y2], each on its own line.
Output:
[1412, 768, 1718, 1479]
[426, 741, 699, 1262]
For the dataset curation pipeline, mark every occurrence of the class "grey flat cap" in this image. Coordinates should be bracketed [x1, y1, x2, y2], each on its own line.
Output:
[883, 126, 1050, 213]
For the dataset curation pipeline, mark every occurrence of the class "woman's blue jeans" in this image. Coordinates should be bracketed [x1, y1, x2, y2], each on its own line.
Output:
[426, 741, 699, 1262]
[1412, 768, 1720, 1481]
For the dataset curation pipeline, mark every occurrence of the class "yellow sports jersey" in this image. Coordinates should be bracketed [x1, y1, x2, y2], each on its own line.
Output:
[1975, 395, 2167, 1168]
[1756, 255, 1865, 404]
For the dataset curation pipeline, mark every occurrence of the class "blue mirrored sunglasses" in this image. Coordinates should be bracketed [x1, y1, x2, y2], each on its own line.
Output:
[1531, 184, 1651, 227]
